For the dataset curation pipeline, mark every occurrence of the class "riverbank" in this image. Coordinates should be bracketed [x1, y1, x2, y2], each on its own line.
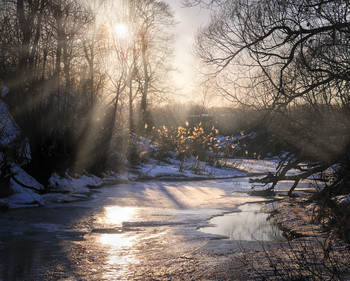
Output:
[189, 192, 350, 280]
[0, 157, 316, 209]
[240, 196, 350, 280]
[2, 158, 343, 280]
[1, 175, 347, 280]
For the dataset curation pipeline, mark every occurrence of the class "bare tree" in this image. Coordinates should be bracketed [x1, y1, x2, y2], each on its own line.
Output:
[0, 0, 110, 182]
[0, 0, 176, 181]
[121, 0, 176, 133]
[187, 0, 350, 195]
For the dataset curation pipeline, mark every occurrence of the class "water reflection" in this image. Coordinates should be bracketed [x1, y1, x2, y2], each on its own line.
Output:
[99, 233, 134, 248]
[199, 203, 285, 241]
[99, 233, 138, 280]
[104, 206, 137, 226]
[96, 206, 139, 279]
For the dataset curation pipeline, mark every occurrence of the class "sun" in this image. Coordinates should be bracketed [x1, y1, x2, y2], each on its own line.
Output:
[113, 23, 130, 39]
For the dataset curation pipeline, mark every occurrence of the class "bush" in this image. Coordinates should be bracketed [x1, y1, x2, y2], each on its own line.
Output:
[153, 122, 220, 165]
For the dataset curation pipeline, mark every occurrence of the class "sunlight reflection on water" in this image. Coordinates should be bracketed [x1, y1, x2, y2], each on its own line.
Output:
[199, 203, 285, 241]
[95, 206, 140, 279]
[99, 233, 136, 266]
[104, 206, 138, 226]
[99, 233, 134, 249]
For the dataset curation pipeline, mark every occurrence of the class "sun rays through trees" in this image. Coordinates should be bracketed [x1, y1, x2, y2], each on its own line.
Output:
[0, 0, 176, 183]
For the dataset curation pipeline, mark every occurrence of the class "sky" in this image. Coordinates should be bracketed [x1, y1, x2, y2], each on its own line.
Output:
[162, 1, 211, 101]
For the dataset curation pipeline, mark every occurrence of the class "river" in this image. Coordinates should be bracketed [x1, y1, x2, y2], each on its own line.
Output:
[0, 179, 282, 280]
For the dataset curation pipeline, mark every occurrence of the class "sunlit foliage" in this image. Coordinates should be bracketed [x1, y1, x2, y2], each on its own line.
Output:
[153, 122, 219, 168]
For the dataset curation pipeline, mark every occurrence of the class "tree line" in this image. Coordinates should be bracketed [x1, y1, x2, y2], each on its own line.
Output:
[0, 0, 175, 186]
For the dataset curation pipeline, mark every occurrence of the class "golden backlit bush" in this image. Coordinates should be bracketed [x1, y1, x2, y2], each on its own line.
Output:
[153, 122, 219, 164]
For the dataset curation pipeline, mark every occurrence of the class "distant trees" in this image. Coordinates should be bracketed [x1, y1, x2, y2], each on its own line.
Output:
[116, 0, 176, 134]
[103, 0, 176, 166]
[185, 0, 350, 195]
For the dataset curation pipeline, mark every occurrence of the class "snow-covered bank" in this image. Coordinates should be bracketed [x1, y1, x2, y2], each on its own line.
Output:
[138, 158, 246, 180]
[265, 193, 350, 241]
[0, 160, 245, 209]
[0, 157, 320, 209]
[0, 167, 104, 208]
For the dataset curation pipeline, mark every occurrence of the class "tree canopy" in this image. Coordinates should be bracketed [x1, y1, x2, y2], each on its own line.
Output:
[185, 0, 350, 194]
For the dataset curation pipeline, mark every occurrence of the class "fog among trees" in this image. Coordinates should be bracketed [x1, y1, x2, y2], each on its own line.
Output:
[1, 0, 349, 196]
[185, 0, 350, 195]
[0, 0, 176, 186]
[2, 1, 350, 279]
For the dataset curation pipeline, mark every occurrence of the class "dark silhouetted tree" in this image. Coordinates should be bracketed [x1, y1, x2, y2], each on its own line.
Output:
[185, 0, 350, 195]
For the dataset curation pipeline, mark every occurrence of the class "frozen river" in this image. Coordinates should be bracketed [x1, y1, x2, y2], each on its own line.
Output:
[0, 179, 282, 280]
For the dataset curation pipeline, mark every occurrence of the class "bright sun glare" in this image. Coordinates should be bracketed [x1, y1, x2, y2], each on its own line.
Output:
[114, 23, 129, 39]
[104, 206, 136, 226]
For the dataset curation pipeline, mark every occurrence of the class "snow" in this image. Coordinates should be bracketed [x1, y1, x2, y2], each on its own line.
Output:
[1, 85, 9, 98]
[224, 158, 313, 177]
[137, 156, 259, 181]
[7, 182, 43, 208]
[138, 159, 245, 180]
[0, 156, 318, 209]
[11, 166, 44, 191]
[0, 166, 44, 208]
[140, 162, 189, 178]
[102, 171, 130, 184]
[41, 175, 102, 204]
[222, 158, 279, 174]
[333, 194, 350, 205]
[264, 198, 324, 238]
[43, 172, 103, 203]
[0, 169, 106, 208]
[0, 100, 20, 147]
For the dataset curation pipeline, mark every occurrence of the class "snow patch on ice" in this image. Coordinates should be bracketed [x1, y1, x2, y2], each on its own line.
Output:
[138, 160, 244, 180]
